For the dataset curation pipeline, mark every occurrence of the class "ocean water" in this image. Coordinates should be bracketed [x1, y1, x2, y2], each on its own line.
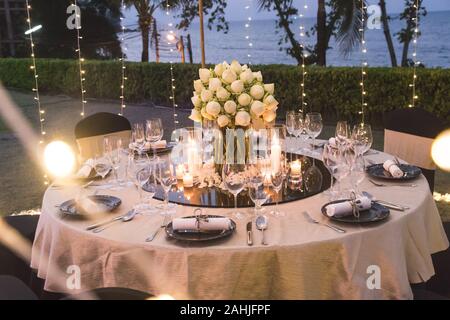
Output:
[122, 11, 450, 67]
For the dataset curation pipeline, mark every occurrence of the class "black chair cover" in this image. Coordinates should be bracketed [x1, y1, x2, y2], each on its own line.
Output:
[0, 275, 38, 300]
[74, 112, 131, 139]
[384, 107, 448, 192]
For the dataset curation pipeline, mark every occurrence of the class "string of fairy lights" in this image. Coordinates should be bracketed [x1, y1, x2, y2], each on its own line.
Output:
[298, 0, 308, 113]
[72, 0, 87, 117]
[409, 0, 420, 108]
[166, 0, 179, 129]
[244, 0, 253, 65]
[119, 0, 127, 116]
[359, 0, 368, 123]
[25, 0, 48, 185]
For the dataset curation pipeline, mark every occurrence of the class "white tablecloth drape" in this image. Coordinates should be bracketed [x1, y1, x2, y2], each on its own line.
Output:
[31, 146, 449, 299]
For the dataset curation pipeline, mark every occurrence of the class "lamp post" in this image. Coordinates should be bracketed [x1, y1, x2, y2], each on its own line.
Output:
[199, 0, 206, 67]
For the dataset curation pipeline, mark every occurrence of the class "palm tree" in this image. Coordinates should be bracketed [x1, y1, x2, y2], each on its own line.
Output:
[124, 0, 161, 62]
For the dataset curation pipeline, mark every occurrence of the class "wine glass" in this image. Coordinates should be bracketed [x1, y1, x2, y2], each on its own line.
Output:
[156, 160, 177, 215]
[352, 123, 373, 156]
[285, 111, 296, 157]
[223, 163, 246, 219]
[93, 154, 110, 180]
[335, 121, 350, 140]
[305, 112, 323, 154]
[269, 163, 286, 217]
[248, 183, 269, 218]
[132, 123, 146, 161]
[136, 166, 152, 212]
[322, 144, 339, 200]
[293, 112, 308, 152]
[350, 153, 366, 195]
[103, 135, 122, 186]
[146, 118, 164, 161]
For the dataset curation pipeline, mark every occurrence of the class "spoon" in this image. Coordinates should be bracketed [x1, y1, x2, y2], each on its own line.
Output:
[255, 215, 268, 246]
[92, 209, 137, 233]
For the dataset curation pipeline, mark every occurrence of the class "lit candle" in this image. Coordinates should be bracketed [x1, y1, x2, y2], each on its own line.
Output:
[290, 160, 302, 176]
[176, 164, 184, 180]
[183, 173, 194, 188]
[187, 141, 197, 174]
[270, 138, 281, 173]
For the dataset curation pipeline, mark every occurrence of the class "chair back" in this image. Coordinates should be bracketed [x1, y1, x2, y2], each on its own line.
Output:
[74, 112, 131, 160]
[384, 107, 447, 192]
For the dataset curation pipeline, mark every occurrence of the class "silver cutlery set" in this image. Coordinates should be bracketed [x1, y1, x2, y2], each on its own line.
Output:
[247, 215, 269, 246]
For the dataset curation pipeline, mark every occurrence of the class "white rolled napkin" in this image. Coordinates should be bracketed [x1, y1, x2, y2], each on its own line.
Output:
[326, 197, 372, 218]
[383, 160, 404, 178]
[76, 159, 94, 178]
[172, 217, 232, 231]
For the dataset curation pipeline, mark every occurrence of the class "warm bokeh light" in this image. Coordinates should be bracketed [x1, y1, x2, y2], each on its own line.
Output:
[44, 141, 75, 177]
[432, 129, 450, 171]
[166, 34, 176, 42]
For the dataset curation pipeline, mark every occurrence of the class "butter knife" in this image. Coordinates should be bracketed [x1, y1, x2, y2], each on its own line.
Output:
[246, 221, 253, 246]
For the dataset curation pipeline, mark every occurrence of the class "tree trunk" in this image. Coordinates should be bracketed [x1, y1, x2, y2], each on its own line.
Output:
[187, 34, 193, 64]
[139, 16, 152, 62]
[316, 0, 327, 66]
[379, 0, 397, 67]
[153, 18, 160, 63]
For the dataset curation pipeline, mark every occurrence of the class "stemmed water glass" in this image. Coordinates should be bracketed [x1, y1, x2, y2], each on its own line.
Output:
[293, 112, 308, 152]
[352, 123, 373, 156]
[349, 153, 366, 195]
[93, 153, 110, 180]
[103, 135, 122, 186]
[248, 182, 269, 218]
[286, 111, 296, 157]
[269, 163, 286, 217]
[223, 163, 246, 219]
[335, 121, 350, 140]
[305, 112, 323, 154]
[146, 118, 164, 161]
[156, 160, 177, 214]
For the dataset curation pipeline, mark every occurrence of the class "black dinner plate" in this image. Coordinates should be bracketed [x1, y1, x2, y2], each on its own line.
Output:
[366, 163, 421, 181]
[321, 199, 390, 224]
[165, 215, 236, 242]
[59, 195, 121, 217]
[130, 142, 175, 155]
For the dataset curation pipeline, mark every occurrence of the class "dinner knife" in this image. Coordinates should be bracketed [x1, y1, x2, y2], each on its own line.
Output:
[246, 221, 253, 246]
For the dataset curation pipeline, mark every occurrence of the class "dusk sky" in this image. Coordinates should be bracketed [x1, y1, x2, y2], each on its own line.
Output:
[143, 0, 450, 23]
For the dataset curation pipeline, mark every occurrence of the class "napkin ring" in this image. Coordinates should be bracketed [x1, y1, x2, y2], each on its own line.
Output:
[349, 192, 361, 219]
[194, 208, 209, 230]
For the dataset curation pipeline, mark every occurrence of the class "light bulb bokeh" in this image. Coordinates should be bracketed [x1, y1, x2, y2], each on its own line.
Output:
[432, 129, 450, 172]
[44, 141, 76, 178]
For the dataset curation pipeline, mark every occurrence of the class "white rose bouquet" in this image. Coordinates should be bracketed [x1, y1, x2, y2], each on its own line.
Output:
[189, 60, 279, 128]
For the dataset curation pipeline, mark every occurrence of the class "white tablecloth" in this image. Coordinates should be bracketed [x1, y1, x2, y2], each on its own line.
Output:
[30, 143, 449, 299]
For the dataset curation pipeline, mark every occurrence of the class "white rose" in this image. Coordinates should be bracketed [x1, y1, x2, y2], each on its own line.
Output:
[230, 80, 244, 94]
[208, 78, 222, 92]
[222, 69, 237, 84]
[206, 101, 221, 117]
[199, 68, 211, 83]
[238, 93, 252, 107]
[230, 60, 242, 74]
[224, 100, 237, 114]
[216, 87, 230, 101]
[264, 83, 275, 95]
[222, 61, 230, 69]
[242, 64, 249, 71]
[250, 85, 265, 100]
[235, 111, 251, 127]
[191, 95, 201, 107]
[201, 89, 213, 102]
[214, 63, 225, 77]
[251, 100, 265, 117]
[253, 71, 263, 82]
[264, 95, 279, 110]
[263, 110, 276, 123]
[217, 115, 230, 127]
[201, 107, 214, 120]
[194, 79, 204, 94]
[189, 109, 202, 122]
[240, 69, 254, 84]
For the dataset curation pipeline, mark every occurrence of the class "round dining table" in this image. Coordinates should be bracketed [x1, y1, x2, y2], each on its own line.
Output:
[30, 140, 449, 299]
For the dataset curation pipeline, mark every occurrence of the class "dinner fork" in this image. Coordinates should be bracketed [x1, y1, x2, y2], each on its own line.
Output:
[146, 215, 170, 242]
[302, 211, 346, 233]
[368, 179, 417, 188]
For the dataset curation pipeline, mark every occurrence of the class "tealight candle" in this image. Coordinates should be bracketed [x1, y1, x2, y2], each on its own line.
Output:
[176, 164, 184, 180]
[290, 160, 302, 176]
[183, 173, 194, 188]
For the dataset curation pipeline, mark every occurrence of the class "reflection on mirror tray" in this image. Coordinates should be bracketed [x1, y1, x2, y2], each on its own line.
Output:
[144, 155, 331, 208]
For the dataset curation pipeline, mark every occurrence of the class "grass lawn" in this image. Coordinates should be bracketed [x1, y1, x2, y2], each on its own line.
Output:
[1, 88, 449, 220]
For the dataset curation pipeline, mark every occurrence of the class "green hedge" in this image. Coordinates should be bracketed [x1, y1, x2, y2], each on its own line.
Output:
[0, 58, 449, 124]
